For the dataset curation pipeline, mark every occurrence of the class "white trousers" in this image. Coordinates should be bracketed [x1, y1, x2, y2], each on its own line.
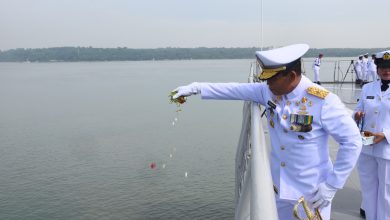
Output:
[362, 70, 369, 81]
[276, 197, 331, 220]
[313, 67, 320, 82]
[358, 153, 390, 220]
[356, 70, 362, 80]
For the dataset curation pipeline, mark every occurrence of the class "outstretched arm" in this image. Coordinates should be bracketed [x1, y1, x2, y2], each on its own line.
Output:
[172, 82, 267, 106]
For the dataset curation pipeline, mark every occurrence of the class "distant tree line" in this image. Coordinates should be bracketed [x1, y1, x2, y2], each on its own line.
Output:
[0, 46, 389, 62]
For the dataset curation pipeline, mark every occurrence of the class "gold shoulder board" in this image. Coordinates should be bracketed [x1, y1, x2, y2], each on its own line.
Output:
[306, 86, 329, 99]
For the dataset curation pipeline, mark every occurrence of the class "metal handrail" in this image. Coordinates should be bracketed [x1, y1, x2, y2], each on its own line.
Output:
[235, 69, 278, 220]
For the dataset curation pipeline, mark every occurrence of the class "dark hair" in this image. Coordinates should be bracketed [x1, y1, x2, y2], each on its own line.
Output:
[274, 59, 302, 78]
[287, 59, 302, 75]
[375, 59, 390, 68]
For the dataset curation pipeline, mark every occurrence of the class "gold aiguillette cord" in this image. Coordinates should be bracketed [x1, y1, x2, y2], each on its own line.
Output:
[293, 196, 323, 220]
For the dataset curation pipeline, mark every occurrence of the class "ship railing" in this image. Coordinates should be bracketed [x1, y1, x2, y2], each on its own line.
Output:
[235, 64, 278, 220]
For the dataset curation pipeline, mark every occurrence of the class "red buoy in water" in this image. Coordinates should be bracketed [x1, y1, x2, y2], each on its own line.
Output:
[149, 162, 156, 169]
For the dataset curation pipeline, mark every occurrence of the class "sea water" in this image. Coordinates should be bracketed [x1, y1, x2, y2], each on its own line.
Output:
[0, 58, 359, 219]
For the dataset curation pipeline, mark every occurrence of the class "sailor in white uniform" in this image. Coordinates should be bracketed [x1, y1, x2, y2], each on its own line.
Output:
[367, 54, 378, 82]
[312, 53, 323, 85]
[355, 55, 364, 83]
[354, 50, 390, 220]
[172, 44, 362, 220]
[362, 53, 369, 84]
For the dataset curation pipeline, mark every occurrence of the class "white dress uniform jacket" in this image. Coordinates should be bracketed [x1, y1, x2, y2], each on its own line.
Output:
[200, 76, 362, 200]
[355, 80, 390, 159]
[354, 79, 390, 220]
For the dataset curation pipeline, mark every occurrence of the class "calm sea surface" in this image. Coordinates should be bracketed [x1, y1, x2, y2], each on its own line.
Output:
[0, 58, 354, 220]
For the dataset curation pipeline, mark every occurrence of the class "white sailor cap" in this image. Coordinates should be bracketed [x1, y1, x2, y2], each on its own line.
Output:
[255, 44, 309, 80]
[374, 50, 390, 67]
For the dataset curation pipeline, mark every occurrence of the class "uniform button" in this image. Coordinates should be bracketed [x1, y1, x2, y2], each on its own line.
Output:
[298, 135, 305, 140]
[281, 162, 286, 167]
[371, 124, 375, 128]
[282, 114, 287, 120]
[375, 111, 378, 114]
[281, 145, 285, 150]
[283, 128, 288, 133]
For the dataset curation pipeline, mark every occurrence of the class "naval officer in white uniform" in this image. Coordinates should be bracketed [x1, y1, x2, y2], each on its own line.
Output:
[367, 54, 378, 82]
[354, 50, 390, 220]
[355, 55, 364, 83]
[172, 44, 362, 220]
[312, 53, 323, 85]
[362, 53, 370, 84]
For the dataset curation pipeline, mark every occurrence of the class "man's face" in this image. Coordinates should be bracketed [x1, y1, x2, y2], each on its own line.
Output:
[266, 71, 292, 96]
[378, 67, 390, 81]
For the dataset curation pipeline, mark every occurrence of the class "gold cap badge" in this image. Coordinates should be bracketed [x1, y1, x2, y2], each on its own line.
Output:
[384, 53, 390, 60]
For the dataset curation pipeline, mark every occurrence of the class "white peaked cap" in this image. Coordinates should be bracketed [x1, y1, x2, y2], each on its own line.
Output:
[255, 44, 309, 80]
[374, 50, 390, 67]
[375, 50, 390, 59]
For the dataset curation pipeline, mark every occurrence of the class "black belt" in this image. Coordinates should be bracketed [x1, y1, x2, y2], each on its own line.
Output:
[315, 64, 320, 67]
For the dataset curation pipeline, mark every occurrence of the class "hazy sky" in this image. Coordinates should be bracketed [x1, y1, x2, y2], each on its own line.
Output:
[1, 0, 389, 50]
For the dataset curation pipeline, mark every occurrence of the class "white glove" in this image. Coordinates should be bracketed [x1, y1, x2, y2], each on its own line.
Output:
[308, 182, 337, 209]
[172, 82, 201, 99]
